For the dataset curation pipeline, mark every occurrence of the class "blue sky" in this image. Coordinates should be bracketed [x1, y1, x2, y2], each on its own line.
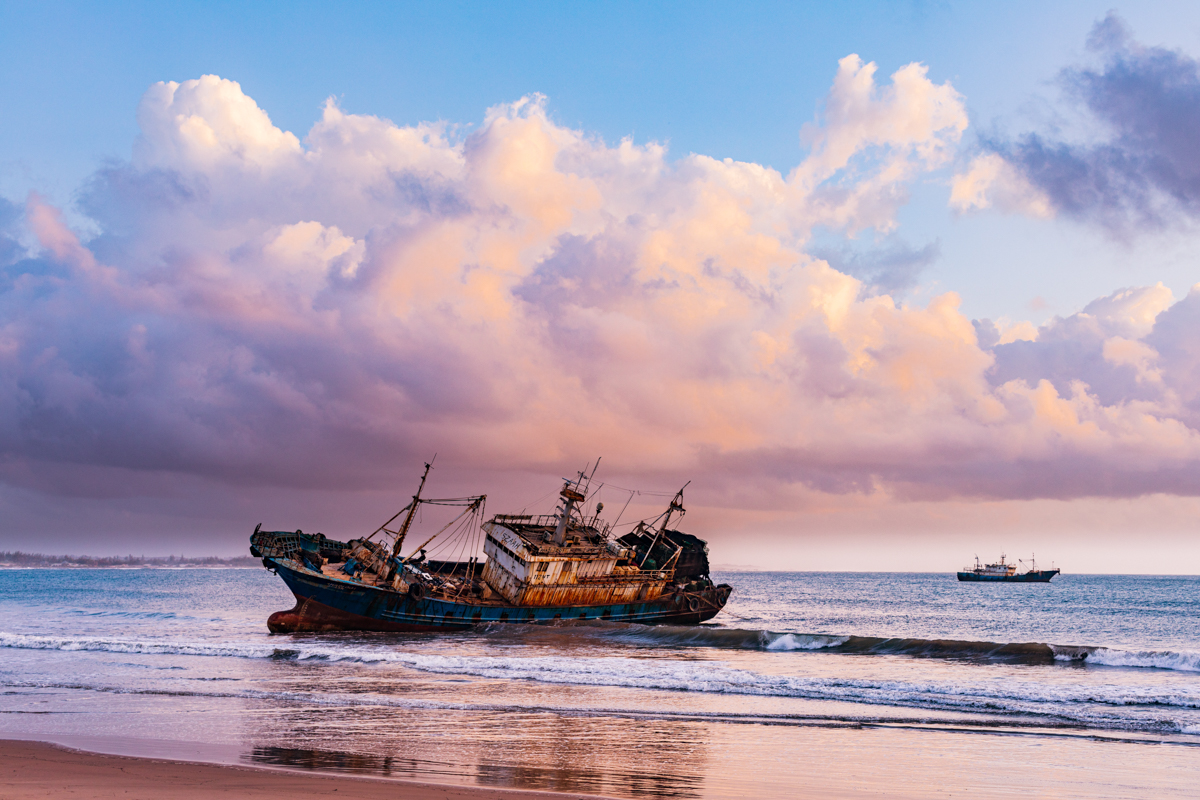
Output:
[4, 1, 1199, 324]
[3, 1, 1200, 568]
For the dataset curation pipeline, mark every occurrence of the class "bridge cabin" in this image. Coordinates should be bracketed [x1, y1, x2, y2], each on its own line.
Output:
[481, 508, 670, 608]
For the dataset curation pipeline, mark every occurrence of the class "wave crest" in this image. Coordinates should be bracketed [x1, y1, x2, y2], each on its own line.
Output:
[4, 628, 1198, 674]
[1054, 645, 1200, 672]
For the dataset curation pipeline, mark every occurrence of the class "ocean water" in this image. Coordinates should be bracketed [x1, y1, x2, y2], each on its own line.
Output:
[1, 568, 1198, 798]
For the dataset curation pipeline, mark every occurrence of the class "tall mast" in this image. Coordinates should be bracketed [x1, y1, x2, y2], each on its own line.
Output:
[392, 462, 433, 557]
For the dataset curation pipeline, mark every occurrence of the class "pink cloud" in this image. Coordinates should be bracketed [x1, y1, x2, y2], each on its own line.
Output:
[1, 64, 1198, 520]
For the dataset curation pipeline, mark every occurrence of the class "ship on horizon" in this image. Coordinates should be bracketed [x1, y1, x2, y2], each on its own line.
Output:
[250, 462, 732, 632]
[957, 554, 1060, 583]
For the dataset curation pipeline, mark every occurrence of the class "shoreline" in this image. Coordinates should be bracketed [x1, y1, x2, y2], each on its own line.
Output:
[0, 738, 620, 800]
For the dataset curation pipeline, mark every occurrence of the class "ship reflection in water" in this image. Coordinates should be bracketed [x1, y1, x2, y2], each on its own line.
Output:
[243, 700, 710, 798]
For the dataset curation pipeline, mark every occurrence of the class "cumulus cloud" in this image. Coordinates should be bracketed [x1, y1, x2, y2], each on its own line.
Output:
[971, 283, 1200, 497]
[798, 55, 968, 233]
[954, 14, 1200, 233]
[1145, 285, 1200, 426]
[984, 284, 1177, 407]
[2, 67, 1199, 510]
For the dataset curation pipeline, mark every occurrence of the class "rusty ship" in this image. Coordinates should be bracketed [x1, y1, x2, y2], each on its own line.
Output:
[957, 554, 1060, 582]
[250, 463, 732, 632]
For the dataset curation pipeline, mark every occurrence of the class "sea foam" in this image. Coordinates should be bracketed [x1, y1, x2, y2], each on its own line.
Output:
[3, 630, 1199, 721]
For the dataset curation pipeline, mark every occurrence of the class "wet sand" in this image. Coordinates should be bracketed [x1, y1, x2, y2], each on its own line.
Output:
[0, 740, 618, 800]
[5, 729, 1200, 799]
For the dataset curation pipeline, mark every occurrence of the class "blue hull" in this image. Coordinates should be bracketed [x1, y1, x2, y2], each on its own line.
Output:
[265, 557, 727, 632]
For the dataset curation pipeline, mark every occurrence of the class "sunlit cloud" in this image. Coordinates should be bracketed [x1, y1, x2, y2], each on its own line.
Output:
[2, 60, 1199, 514]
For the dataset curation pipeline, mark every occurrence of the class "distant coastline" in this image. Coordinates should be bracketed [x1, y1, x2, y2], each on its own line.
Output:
[0, 551, 259, 569]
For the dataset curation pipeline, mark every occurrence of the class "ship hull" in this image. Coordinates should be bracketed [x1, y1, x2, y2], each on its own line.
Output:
[957, 569, 1060, 583]
[264, 557, 729, 633]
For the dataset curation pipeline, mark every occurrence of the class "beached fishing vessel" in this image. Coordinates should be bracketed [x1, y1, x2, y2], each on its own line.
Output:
[957, 554, 1060, 582]
[250, 463, 732, 632]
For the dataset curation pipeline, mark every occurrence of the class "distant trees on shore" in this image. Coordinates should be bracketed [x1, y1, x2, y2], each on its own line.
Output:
[0, 551, 259, 568]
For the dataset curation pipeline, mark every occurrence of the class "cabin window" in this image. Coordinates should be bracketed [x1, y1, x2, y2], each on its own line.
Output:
[486, 533, 526, 566]
[536, 562, 549, 574]
[562, 561, 575, 574]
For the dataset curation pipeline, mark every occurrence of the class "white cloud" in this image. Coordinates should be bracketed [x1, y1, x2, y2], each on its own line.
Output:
[1081, 283, 1175, 339]
[950, 153, 1053, 217]
[136, 76, 302, 171]
[796, 55, 969, 233]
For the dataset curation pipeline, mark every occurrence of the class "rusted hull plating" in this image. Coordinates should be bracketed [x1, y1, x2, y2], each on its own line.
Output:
[265, 558, 729, 633]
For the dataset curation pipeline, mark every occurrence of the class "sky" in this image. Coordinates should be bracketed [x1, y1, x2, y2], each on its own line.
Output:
[2, 1, 1200, 572]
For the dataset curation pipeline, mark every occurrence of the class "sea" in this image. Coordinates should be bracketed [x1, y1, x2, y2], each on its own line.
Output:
[2, 568, 1198, 798]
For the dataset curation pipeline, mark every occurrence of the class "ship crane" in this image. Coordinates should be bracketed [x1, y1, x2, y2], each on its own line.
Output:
[354, 461, 486, 584]
[639, 482, 689, 569]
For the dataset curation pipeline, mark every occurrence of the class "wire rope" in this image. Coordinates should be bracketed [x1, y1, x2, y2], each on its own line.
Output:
[599, 482, 676, 496]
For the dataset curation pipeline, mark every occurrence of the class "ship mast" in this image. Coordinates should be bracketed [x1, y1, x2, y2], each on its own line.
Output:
[392, 461, 433, 557]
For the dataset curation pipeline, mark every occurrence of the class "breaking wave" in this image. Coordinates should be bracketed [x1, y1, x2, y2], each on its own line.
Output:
[3, 630, 1200, 728]
[573, 624, 1200, 671]
[577, 624, 849, 651]
[5, 627, 1199, 674]
[767, 633, 850, 651]
[1054, 646, 1200, 672]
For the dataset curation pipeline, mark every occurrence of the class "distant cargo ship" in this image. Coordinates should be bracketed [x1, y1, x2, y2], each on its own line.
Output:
[957, 554, 1060, 582]
[251, 462, 732, 632]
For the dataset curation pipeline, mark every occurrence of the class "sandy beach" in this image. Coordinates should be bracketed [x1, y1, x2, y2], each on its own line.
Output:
[7, 728, 1200, 800]
[0, 740, 619, 800]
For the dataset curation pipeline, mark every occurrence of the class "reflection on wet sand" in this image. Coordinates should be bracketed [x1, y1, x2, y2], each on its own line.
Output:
[247, 747, 460, 781]
[245, 701, 710, 798]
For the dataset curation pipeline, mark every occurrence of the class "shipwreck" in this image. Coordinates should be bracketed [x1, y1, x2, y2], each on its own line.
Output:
[250, 463, 732, 632]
